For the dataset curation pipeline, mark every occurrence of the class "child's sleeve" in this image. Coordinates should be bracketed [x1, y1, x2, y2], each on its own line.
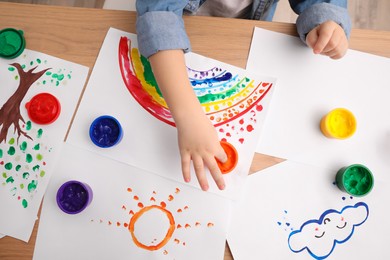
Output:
[136, 0, 191, 58]
[290, 0, 351, 44]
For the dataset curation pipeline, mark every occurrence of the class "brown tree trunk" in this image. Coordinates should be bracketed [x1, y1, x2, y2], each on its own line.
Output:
[0, 63, 50, 143]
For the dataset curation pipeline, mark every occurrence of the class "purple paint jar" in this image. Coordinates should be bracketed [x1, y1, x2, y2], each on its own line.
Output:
[56, 180, 93, 214]
[89, 115, 123, 148]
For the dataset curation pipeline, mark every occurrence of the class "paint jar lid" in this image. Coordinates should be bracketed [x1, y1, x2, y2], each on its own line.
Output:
[56, 180, 93, 214]
[89, 115, 123, 148]
[320, 108, 357, 139]
[25, 93, 61, 125]
[336, 164, 374, 197]
[0, 28, 26, 59]
[216, 141, 238, 174]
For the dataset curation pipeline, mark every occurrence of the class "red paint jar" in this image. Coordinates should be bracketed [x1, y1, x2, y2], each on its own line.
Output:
[25, 93, 61, 124]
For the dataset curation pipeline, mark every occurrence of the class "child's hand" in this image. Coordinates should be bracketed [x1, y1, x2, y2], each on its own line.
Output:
[176, 113, 227, 191]
[306, 20, 348, 59]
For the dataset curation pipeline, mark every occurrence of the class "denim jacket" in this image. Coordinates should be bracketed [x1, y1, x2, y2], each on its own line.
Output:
[136, 0, 350, 58]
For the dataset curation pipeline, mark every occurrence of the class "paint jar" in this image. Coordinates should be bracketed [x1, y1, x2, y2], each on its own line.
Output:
[216, 141, 238, 174]
[0, 28, 26, 59]
[89, 115, 123, 148]
[25, 93, 61, 125]
[336, 164, 374, 197]
[56, 180, 93, 214]
[320, 108, 356, 139]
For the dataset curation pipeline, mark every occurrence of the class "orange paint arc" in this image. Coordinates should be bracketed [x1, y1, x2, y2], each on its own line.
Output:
[128, 205, 175, 251]
[216, 141, 238, 174]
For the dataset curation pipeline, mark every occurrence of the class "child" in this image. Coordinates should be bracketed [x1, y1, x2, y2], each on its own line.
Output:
[135, 0, 351, 191]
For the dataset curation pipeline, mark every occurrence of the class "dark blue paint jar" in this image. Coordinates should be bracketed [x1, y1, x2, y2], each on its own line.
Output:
[89, 115, 123, 148]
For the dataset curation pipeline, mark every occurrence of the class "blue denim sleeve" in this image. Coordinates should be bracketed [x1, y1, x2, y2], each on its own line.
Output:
[289, 0, 351, 44]
[136, 0, 191, 58]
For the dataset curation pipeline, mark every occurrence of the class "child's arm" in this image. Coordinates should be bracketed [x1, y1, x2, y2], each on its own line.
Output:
[149, 50, 227, 191]
[136, 0, 227, 191]
[291, 1, 351, 59]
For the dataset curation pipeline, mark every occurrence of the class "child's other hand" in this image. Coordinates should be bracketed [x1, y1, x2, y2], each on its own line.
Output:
[306, 20, 348, 59]
[176, 113, 227, 191]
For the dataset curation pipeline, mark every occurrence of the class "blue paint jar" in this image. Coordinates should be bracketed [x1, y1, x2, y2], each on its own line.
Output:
[89, 115, 123, 148]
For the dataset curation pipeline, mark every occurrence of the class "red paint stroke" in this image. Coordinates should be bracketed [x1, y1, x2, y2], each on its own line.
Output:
[118, 37, 174, 126]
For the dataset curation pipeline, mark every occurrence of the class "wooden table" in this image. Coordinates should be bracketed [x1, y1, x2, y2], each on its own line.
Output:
[0, 2, 389, 260]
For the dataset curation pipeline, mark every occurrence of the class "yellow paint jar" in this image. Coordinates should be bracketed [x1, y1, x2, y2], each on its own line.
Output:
[320, 108, 357, 139]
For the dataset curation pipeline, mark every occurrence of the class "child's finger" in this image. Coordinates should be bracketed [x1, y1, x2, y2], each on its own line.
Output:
[306, 27, 319, 51]
[192, 155, 209, 191]
[205, 156, 225, 190]
[181, 152, 191, 183]
[313, 28, 333, 54]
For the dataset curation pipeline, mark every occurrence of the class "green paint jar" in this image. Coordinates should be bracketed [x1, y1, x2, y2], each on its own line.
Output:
[0, 28, 26, 59]
[336, 164, 374, 197]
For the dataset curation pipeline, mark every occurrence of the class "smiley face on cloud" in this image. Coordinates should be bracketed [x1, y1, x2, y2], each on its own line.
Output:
[288, 202, 369, 259]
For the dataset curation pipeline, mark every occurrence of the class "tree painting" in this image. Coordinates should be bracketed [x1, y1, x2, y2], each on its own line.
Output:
[0, 57, 71, 208]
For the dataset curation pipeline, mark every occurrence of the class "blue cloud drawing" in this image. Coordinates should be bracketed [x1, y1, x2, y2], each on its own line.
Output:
[288, 202, 369, 259]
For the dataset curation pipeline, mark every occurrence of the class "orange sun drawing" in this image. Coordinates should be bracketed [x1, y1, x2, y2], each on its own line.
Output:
[91, 187, 215, 257]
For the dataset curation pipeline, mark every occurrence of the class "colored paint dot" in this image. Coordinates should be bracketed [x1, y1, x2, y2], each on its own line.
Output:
[15, 165, 21, 171]
[8, 138, 15, 145]
[28, 180, 37, 192]
[8, 67, 15, 71]
[6, 176, 14, 183]
[0, 149, 2, 158]
[20, 141, 27, 151]
[37, 129, 43, 138]
[23, 172, 29, 179]
[2, 172, 7, 178]
[20, 183, 24, 189]
[8, 146, 15, 155]
[22, 199, 28, 208]
[36, 58, 41, 64]
[26, 121, 32, 130]
[26, 154, 33, 163]
[40, 170, 45, 177]
[33, 165, 40, 171]
[5, 162, 13, 170]
[36, 154, 43, 161]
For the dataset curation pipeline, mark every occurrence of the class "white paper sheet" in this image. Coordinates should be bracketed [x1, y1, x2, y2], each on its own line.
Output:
[67, 28, 276, 199]
[33, 143, 231, 260]
[249, 28, 390, 179]
[227, 161, 389, 259]
[0, 50, 88, 241]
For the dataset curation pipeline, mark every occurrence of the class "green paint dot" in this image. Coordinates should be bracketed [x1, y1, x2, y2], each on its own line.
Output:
[8, 138, 15, 145]
[36, 154, 43, 161]
[6, 176, 14, 183]
[2, 172, 7, 178]
[22, 199, 28, 208]
[37, 129, 43, 138]
[21, 64, 26, 69]
[15, 165, 21, 171]
[40, 170, 45, 177]
[42, 80, 46, 85]
[36, 58, 41, 64]
[0, 149, 2, 158]
[56, 81, 60, 86]
[28, 180, 37, 192]
[20, 183, 24, 189]
[8, 146, 15, 155]
[26, 121, 32, 130]
[26, 154, 33, 163]
[8, 67, 15, 71]
[30, 61, 34, 66]
[33, 144, 40, 150]
[20, 141, 27, 151]
[45, 71, 52, 76]
[23, 172, 29, 179]
[33, 165, 40, 171]
[67, 74, 72, 79]
[5, 162, 13, 170]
